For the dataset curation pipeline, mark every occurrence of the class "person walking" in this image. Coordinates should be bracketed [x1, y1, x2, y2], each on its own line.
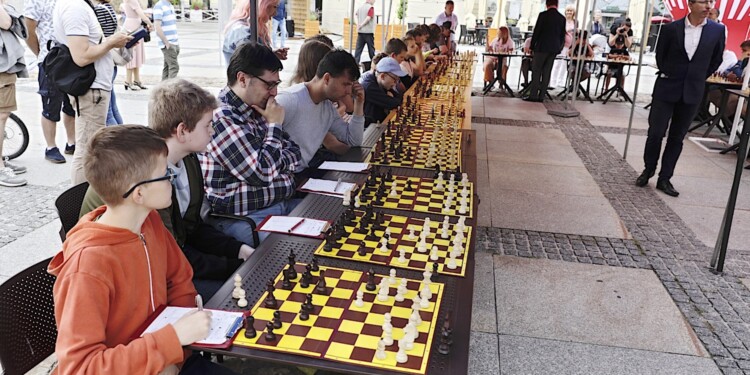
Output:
[271, 0, 286, 49]
[121, 0, 153, 91]
[153, 0, 179, 80]
[354, 0, 376, 69]
[636, 0, 725, 197]
[524, 0, 566, 102]
[94, 0, 123, 125]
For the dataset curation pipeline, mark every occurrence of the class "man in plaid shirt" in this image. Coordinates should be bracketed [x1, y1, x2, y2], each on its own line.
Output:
[200, 43, 302, 245]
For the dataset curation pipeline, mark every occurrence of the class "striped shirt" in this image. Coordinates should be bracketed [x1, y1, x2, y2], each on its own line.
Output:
[94, 3, 118, 37]
[152, 0, 178, 48]
[198, 87, 302, 216]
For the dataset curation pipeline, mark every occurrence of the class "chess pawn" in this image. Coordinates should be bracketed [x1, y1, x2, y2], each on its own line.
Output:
[408, 228, 416, 240]
[354, 289, 365, 308]
[422, 268, 432, 285]
[237, 289, 248, 308]
[395, 285, 406, 302]
[397, 248, 407, 264]
[377, 279, 390, 302]
[417, 238, 427, 253]
[441, 227, 449, 239]
[383, 312, 394, 331]
[412, 295, 422, 310]
[411, 308, 423, 326]
[461, 185, 469, 198]
[354, 195, 361, 208]
[420, 285, 433, 304]
[342, 189, 351, 206]
[383, 327, 394, 346]
[388, 269, 397, 285]
[395, 342, 409, 363]
[446, 252, 458, 270]
[375, 339, 387, 360]
[389, 182, 398, 197]
[379, 240, 389, 254]
[461, 173, 469, 186]
[458, 202, 468, 214]
[401, 329, 416, 351]
[430, 245, 439, 261]
[434, 179, 444, 191]
[232, 274, 243, 299]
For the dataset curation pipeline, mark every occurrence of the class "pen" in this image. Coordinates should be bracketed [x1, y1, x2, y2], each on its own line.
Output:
[334, 178, 342, 193]
[196, 295, 203, 311]
[289, 218, 305, 233]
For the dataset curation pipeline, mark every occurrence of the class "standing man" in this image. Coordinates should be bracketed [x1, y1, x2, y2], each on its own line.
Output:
[590, 9, 605, 36]
[54, 0, 131, 184]
[636, 0, 724, 196]
[354, 0, 376, 69]
[435, 1, 458, 40]
[524, 0, 565, 102]
[25, 0, 77, 164]
[272, 0, 287, 49]
[153, 0, 179, 80]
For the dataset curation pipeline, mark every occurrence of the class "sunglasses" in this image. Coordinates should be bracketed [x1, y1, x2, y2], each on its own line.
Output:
[122, 168, 177, 198]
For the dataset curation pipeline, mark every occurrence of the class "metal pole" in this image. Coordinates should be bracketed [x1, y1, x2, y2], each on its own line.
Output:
[249, 0, 258, 43]
[349, 0, 356, 52]
[386, 0, 393, 39]
[622, 0, 653, 159]
[711, 95, 750, 273]
[381, 0, 387, 48]
[570, 0, 593, 108]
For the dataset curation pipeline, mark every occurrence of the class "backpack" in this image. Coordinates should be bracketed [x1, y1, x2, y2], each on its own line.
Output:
[42, 0, 98, 97]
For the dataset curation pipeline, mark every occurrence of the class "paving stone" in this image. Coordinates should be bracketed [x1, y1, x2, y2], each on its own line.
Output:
[471, 252, 497, 333]
[468, 331, 499, 375]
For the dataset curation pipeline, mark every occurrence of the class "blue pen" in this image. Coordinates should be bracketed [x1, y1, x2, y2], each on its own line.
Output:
[225, 316, 243, 338]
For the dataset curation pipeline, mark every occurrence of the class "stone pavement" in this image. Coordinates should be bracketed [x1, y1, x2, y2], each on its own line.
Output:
[2, 22, 749, 375]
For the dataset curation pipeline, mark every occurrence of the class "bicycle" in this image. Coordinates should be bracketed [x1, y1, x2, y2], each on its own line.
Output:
[2, 113, 29, 160]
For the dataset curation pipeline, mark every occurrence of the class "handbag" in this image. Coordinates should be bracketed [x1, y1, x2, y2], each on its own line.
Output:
[110, 47, 132, 66]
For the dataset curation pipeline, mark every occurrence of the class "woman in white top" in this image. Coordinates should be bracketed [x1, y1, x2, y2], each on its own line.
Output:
[483, 26, 515, 86]
[550, 4, 577, 87]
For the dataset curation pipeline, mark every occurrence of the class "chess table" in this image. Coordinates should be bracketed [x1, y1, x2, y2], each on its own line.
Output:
[197, 122, 478, 375]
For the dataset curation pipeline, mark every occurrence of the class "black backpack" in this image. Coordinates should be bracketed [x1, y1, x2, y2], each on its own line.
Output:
[42, 0, 97, 97]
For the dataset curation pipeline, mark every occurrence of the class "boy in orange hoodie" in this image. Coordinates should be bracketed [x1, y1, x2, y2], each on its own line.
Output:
[48, 125, 223, 374]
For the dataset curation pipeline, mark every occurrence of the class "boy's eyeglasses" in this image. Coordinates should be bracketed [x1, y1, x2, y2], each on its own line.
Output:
[251, 74, 282, 90]
[122, 168, 177, 198]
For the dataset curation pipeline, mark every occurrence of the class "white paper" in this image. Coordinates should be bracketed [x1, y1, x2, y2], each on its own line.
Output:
[318, 161, 370, 173]
[141, 306, 243, 345]
[300, 178, 356, 195]
[258, 216, 330, 236]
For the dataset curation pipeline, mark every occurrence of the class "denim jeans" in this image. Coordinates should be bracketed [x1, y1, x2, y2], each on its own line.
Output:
[271, 18, 287, 49]
[106, 66, 123, 126]
[206, 199, 302, 246]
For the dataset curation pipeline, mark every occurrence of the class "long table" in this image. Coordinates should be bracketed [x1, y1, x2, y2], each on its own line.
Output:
[199, 123, 478, 375]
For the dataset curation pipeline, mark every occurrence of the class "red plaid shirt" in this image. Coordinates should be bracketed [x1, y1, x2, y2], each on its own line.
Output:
[199, 87, 302, 216]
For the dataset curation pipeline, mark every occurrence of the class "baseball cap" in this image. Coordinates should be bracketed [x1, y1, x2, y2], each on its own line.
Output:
[376, 57, 408, 77]
[441, 21, 455, 33]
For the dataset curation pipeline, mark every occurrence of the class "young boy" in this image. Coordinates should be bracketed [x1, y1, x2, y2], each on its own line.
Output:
[360, 57, 406, 124]
[384, 38, 409, 92]
[48, 125, 213, 374]
[79, 79, 254, 298]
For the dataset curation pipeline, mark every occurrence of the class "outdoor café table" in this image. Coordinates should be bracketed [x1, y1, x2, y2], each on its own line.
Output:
[596, 58, 641, 104]
[482, 52, 525, 96]
[555, 57, 602, 103]
[688, 78, 742, 136]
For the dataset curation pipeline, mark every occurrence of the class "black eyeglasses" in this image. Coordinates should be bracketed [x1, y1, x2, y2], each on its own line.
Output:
[122, 168, 177, 198]
[251, 74, 282, 90]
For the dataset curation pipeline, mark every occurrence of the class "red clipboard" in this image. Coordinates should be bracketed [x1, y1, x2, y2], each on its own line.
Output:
[255, 215, 331, 239]
[131, 305, 248, 349]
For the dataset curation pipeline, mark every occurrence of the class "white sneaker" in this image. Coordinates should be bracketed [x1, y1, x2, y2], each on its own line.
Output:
[0, 167, 26, 187]
[3, 159, 26, 174]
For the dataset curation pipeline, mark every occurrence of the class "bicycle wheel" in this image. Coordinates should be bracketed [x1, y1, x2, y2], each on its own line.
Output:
[2, 113, 29, 160]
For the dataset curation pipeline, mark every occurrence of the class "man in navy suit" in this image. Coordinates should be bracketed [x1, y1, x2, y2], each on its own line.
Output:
[524, 0, 566, 102]
[636, 0, 725, 196]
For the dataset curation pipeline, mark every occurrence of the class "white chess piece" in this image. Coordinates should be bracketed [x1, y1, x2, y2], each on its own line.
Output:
[395, 342, 408, 363]
[383, 312, 393, 331]
[342, 189, 351, 206]
[412, 295, 422, 310]
[408, 228, 416, 240]
[375, 339, 387, 360]
[389, 182, 398, 197]
[441, 227, 450, 239]
[430, 245, 439, 261]
[383, 326, 394, 346]
[417, 237, 427, 253]
[354, 195, 361, 208]
[385, 227, 392, 238]
[377, 279, 390, 302]
[461, 185, 469, 198]
[458, 202, 467, 214]
[446, 252, 458, 269]
[237, 289, 248, 307]
[402, 330, 415, 351]
[397, 248, 407, 264]
[420, 284, 433, 303]
[411, 308, 423, 326]
[379, 240, 389, 253]
[389, 269, 397, 284]
[422, 268, 432, 285]
[395, 285, 406, 302]
[354, 289, 365, 307]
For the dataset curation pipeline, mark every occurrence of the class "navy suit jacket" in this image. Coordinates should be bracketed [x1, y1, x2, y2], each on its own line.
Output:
[530, 8, 566, 54]
[652, 17, 725, 105]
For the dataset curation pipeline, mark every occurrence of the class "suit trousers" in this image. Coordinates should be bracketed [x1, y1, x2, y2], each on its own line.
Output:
[644, 98, 700, 181]
[528, 51, 556, 100]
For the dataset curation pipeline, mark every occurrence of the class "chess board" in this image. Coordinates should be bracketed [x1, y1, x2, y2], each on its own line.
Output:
[353, 175, 474, 218]
[314, 210, 472, 277]
[233, 264, 445, 375]
[369, 129, 462, 171]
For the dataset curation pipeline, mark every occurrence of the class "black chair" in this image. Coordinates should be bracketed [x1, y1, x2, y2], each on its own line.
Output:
[208, 211, 260, 247]
[459, 24, 468, 44]
[510, 26, 522, 48]
[0, 257, 57, 375]
[54, 181, 90, 242]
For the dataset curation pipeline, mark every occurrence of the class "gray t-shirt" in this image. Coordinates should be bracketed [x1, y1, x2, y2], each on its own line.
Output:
[276, 83, 365, 171]
[53, 0, 113, 90]
[169, 159, 190, 218]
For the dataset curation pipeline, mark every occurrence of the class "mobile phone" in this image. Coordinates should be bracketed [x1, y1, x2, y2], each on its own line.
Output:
[125, 28, 148, 49]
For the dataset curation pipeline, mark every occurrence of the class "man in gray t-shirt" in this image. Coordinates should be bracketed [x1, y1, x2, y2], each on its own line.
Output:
[276, 50, 366, 172]
[53, 0, 130, 184]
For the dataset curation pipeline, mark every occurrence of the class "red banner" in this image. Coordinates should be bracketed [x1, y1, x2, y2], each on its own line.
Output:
[663, 0, 750, 55]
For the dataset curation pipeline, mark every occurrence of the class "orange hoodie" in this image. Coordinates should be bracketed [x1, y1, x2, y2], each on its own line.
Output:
[48, 207, 197, 375]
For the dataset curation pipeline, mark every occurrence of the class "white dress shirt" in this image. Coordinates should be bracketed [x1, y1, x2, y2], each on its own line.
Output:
[684, 16, 707, 60]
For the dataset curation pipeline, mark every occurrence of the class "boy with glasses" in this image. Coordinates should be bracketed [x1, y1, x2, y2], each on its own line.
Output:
[360, 57, 406, 124]
[200, 42, 302, 245]
[49, 125, 237, 374]
[79, 79, 255, 299]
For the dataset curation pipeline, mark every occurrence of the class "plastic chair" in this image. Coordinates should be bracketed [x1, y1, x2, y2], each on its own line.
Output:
[459, 24, 468, 44]
[0, 257, 57, 375]
[54, 181, 90, 242]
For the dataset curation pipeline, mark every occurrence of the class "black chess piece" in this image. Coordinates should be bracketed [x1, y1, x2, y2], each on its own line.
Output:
[311, 256, 320, 272]
[264, 279, 277, 308]
[385, 169, 393, 182]
[432, 262, 439, 278]
[287, 251, 297, 279]
[299, 306, 310, 321]
[303, 264, 313, 282]
[357, 240, 368, 256]
[272, 311, 283, 329]
[405, 180, 413, 192]
[366, 226, 378, 241]
[366, 268, 377, 291]
[433, 165, 442, 179]
[315, 270, 328, 295]
[281, 268, 292, 290]
[265, 322, 276, 342]
[323, 237, 334, 252]
[300, 273, 310, 288]
[303, 293, 314, 312]
[438, 329, 451, 355]
[244, 316, 257, 339]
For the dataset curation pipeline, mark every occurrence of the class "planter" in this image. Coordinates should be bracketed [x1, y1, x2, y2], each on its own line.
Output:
[304, 19, 319, 38]
[189, 9, 203, 23]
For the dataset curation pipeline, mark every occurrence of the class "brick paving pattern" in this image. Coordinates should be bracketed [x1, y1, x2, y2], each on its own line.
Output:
[0, 183, 66, 247]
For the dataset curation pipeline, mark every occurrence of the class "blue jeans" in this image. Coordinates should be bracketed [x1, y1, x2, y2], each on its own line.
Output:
[106, 66, 123, 126]
[272, 18, 287, 48]
[207, 199, 302, 246]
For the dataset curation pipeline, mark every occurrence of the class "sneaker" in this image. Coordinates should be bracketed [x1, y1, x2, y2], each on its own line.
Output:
[64, 143, 75, 155]
[0, 167, 26, 187]
[3, 159, 26, 174]
[45, 147, 66, 164]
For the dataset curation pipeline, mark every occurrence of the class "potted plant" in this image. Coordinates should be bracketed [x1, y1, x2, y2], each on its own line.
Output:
[304, 9, 319, 38]
[189, 0, 203, 23]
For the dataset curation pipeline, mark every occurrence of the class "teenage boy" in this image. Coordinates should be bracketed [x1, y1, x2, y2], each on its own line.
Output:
[360, 57, 406, 124]
[153, 0, 180, 80]
[277, 49, 365, 172]
[48, 125, 234, 374]
[383, 38, 409, 92]
[79, 79, 254, 298]
[201, 42, 302, 246]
